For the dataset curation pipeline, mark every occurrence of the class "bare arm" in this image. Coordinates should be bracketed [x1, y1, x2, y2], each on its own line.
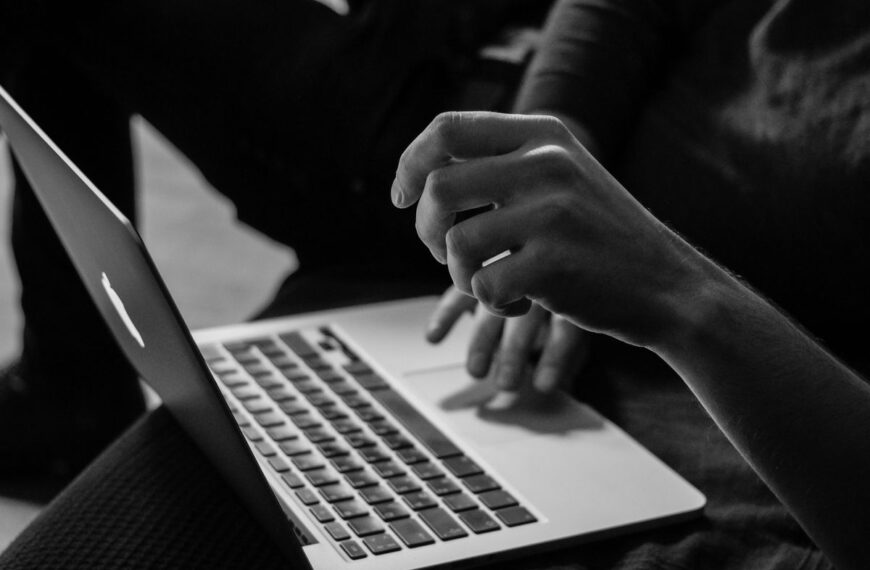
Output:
[394, 111, 870, 568]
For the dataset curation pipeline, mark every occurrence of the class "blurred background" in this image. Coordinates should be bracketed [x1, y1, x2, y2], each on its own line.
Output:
[0, 117, 297, 551]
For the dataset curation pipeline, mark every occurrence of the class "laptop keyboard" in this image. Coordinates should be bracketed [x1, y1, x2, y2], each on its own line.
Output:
[201, 327, 537, 560]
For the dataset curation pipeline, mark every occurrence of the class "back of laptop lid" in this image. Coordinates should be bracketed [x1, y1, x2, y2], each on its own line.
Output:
[0, 85, 310, 568]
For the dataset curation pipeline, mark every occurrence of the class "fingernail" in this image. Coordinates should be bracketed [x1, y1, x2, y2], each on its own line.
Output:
[390, 178, 405, 207]
[467, 352, 488, 378]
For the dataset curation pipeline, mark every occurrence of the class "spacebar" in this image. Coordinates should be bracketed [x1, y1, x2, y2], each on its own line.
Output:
[369, 389, 462, 459]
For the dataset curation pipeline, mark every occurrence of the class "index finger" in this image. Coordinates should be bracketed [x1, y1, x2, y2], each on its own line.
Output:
[391, 112, 559, 208]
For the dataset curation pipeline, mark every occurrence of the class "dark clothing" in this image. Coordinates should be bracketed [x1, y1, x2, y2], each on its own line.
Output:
[518, 0, 870, 358]
[0, 270, 837, 569]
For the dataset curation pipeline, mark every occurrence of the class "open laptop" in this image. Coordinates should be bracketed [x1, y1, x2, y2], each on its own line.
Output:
[0, 85, 704, 569]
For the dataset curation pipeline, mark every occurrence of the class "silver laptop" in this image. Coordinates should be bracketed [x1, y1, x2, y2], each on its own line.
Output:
[0, 85, 704, 569]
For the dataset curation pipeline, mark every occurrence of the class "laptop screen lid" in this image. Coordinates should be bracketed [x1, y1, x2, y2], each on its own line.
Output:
[0, 85, 310, 568]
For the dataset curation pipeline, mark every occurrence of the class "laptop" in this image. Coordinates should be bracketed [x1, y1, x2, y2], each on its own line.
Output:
[0, 85, 704, 569]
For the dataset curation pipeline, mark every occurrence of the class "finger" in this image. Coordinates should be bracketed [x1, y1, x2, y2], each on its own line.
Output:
[470, 244, 540, 317]
[392, 112, 565, 208]
[494, 304, 549, 391]
[414, 151, 529, 263]
[426, 286, 477, 343]
[534, 316, 589, 394]
[445, 204, 529, 297]
[466, 307, 505, 378]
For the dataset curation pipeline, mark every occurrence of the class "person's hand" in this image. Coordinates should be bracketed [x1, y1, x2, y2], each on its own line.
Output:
[392, 112, 705, 348]
[427, 286, 589, 393]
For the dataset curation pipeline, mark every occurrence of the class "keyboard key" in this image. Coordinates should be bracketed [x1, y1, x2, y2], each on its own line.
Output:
[427, 477, 461, 496]
[354, 373, 389, 391]
[254, 441, 277, 457]
[443, 493, 478, 513]
[358, 447, 390, 464]
[402, 490, 437, 511]
[339, 540, 367, 560]
[411, 462, 445, 481]
[359, 485, 394, 505]
[332, 418, 363, 434]
[396, 448, 428, 465]
[362, 533, 401, 555]
[306, 393, 335, 408]
[241, 426, 263, 442]
[343, 361, 373, 376]
[373, 502, 410, 522]
[346, 434, 376, 449]
[231, 385, 261, 401]
[290, 414, 321, 429]
[303, 357, 332, 371]
[420, 507, 469, 541]
[371, 461, 405, 479]
[341, 394, 370, 409]
[199, 343, 223, 361]
[281, 472, 305, 489]
[368, 420, 398, 436]
[280, 332, 318, 358]
[324, 521, 350, 542]
[443, 456, 483, 478]
[278, 441, 310, 456]
[278, 401, 308, 416]
[383, 434, 413, 450]
[310, 504, 335, 523]
[331, 456, 364, 474]
[218, 373, 248, 388]
[305, 469, 340, 487]
[320, 407, 347, 421]
[266, 386, 296, 402]
[345, 470, 379, 489]
[294, 380, 323, 394]
[355, 408, 385, 423]
[328, 381, 358, 396]
[253, 375, 283, 390]
[268, 456, 290, 472]
[390, 518, 435, 548]
[463, 474, 500, 494]
[370, 388, 463, 459]
[268, 354, 296, 368]
[496, 506, 537, 527]
[387, 476, 421, 495]
[317, 442, 350, 458]
[459, 509, 501, 533]
[316, 369, 344, 383]
[302, 428, 334, 444]
[348, 516, 385, 537]
[334, 500, 369, 520]
[265, 425, 297, 441]
[319, 484, 354, 503]
[281, 369, 311, 383]
[243, 400, 272, 415]
[479, 490, 518, 510]
[295, 488, 320, 506]
[291, 454, 325, 471]
[243, 363, 272, 377]
[255, 411, 285, 428]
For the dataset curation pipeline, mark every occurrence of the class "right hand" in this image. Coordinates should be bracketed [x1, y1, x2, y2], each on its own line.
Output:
[426, 286, 589, 393]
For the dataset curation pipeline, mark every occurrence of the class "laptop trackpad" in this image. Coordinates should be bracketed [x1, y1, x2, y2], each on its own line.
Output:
[401, 366, 603, 448]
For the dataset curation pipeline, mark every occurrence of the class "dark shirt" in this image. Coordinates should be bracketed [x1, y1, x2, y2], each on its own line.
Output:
[516, 0, 870, 357]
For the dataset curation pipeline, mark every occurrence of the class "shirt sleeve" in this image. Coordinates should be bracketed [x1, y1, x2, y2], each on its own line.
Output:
[514, 0, 722, 160]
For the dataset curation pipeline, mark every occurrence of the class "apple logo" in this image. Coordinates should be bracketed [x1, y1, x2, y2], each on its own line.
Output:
[101, 272, 145, 348]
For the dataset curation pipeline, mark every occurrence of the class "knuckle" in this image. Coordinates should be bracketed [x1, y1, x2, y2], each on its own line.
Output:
[431, 111, 462, 145]
[536, 114, 572, 141]
[424, 167, 452, 207]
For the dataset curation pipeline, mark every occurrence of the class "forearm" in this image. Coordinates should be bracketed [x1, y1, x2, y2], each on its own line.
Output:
[652, 254, 870, 568]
